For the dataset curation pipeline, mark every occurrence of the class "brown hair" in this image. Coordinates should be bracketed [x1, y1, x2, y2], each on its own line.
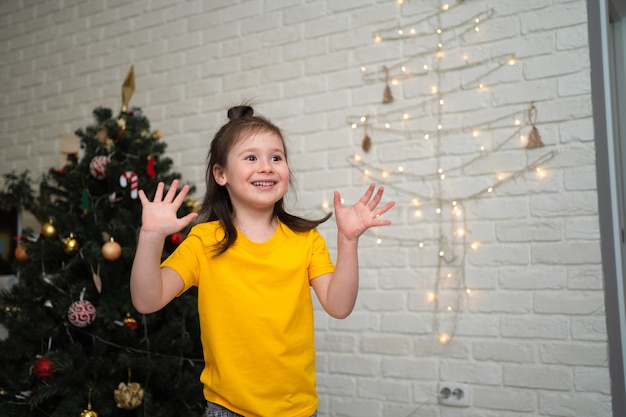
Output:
[197, 105, 331, 256]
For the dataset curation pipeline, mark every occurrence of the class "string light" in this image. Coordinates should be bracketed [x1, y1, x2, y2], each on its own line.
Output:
[341, 2, 558, 346]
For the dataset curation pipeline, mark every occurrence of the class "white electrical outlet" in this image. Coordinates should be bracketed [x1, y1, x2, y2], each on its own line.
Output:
[438, 382, 470, 407]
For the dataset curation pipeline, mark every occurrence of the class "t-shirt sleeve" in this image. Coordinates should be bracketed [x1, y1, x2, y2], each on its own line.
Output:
[308, 228, 335, 281]
[161, 234, 202, 295]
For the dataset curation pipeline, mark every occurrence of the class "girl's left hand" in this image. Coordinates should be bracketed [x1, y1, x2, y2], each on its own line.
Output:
[333, 184, 395, 241]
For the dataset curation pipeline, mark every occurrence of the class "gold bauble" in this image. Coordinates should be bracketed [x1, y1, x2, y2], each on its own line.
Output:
[63, 233, 79, 254]
[79, 409, 98, 417]
[41, 221, 57, 238]
[15, 244, 28, 262]
[101, 238, 122, 261]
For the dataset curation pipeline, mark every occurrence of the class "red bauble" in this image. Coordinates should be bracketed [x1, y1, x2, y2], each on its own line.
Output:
[33, 356, 55, 381]
[89, 155, 109, 179]
[15, 244, 28, 262]
[68, 300, 96, 327]
[169, 233, 183, 245]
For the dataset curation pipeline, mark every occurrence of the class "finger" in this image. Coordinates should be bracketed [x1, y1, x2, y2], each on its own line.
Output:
[368, 186, 385, 209]
[371, 200, 395, 220]
[153, 182, 165, 201]
[163, 180, 180, 203]
[333, 191, 343, 210]
[359, 184, 376, 206]
[173, 184, 190, 207]
[138, 189, 148, 205]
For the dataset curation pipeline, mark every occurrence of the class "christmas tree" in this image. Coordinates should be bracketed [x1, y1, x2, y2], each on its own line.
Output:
[0, 67, 204, 417]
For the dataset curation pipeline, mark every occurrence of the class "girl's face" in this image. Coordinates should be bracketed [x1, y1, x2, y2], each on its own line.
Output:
[212, 130, 290, 215]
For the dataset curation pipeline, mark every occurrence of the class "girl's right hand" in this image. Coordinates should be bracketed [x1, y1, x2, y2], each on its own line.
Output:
[137, 180, 198, 238]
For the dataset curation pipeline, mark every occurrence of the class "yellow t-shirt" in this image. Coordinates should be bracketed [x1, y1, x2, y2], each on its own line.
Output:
[161, 220, 335, 417]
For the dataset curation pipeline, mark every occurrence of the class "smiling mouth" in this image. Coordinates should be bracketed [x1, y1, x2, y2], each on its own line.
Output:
[252, 181, 275, 187]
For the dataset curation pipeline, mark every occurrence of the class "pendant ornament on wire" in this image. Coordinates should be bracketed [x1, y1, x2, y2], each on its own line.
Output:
[382, 65, 394, 104]
[526, 101, 544, 149]
[361, 117, 372, 153]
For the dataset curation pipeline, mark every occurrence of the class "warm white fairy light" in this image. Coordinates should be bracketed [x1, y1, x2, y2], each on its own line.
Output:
[360, 116, 367, 122]
[353, 154, 361, 162]
[343, 3, 555, 347]
[535, 167, 547, 179]
[374, 35, 382, 43]
[427, 292, 436, 302]
[351, 123, 357, 129]
[376, 238, 383, 245]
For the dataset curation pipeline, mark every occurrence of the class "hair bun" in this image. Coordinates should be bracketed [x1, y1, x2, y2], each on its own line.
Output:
[227, 105, 254, 120]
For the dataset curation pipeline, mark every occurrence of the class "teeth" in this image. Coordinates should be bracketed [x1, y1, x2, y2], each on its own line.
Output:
[253, 182, 274, 187]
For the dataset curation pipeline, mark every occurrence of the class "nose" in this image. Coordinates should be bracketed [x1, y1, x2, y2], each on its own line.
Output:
[258, 158, 273, 173]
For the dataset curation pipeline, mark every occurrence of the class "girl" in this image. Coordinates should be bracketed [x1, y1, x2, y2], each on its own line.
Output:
[130, 105, 394, 417]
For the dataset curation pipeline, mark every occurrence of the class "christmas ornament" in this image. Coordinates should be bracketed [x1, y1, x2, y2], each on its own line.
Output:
[186, 198, 200, 213]
[32, 356, 55, 381]
[80, 390, 99, 417]
[169, 233, 183, 246]
[108, 191, 123, 203]
[68, 288, 96, 327]
[62, 233, 79, 254]
[120, 65, 135, 113]
[91, 263, 102, 293]
[146, 155, 156, 178]
[152, 129, 162, 140]
[112, 118, 126, 141]
[80, 404, 99, 417]
[123, 312, 138, 330]
[382, 66, 393, 104]
[80, 190, 90, 215]
[114, 370, 144, 410]
[102, 238, 122, 261]
[89, 155, 109, 180]
[119, 171, 138, 199]
[15, 242, 28, 262]
[41, 220, 57, 238]
[526, 101, 544, 149]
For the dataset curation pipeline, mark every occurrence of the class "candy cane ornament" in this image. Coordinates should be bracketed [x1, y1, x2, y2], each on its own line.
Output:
[119, 171, 138, 199]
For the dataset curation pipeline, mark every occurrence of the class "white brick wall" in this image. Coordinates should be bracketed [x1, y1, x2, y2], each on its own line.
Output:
[0, 0, 612, 416]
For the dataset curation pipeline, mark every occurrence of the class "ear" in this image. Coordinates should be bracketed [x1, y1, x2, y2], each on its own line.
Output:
[213, 164, 227, 186]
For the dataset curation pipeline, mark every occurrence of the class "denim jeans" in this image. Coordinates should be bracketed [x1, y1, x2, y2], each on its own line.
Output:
[205, 401, 318, 417]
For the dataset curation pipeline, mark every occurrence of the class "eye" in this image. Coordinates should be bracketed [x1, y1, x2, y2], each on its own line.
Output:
[271, 155, 283, 162]
[245, 155, 257, 161]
